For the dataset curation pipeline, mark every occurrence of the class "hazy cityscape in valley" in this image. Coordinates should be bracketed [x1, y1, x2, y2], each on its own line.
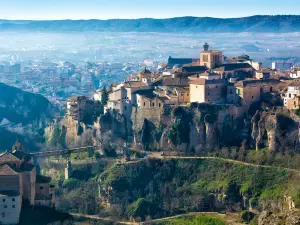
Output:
[1, 31, 300, 107]
[1, 1, 300, 225]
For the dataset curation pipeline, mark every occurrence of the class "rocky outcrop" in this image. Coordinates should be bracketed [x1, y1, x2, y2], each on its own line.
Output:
[251, 110, 299, 152]
[258, 210, 300, 225]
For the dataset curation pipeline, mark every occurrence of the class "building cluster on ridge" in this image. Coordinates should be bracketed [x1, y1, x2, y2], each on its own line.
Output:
[65, 43, 300, 129]
[0, 141, 55, 225]
[93, 43, 297, 114]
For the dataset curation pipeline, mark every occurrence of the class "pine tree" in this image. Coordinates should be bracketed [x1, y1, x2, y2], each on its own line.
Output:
[101, 87, 109, 105]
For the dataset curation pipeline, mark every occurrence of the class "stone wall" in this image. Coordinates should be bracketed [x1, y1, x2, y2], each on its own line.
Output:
[131, 106, 163, 131]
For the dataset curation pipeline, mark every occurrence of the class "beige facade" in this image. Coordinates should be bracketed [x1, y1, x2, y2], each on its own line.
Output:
[189, 79, 227, 104]
[200, 50, 223, 69]
[0, 191, 21, 225]
[287, 96, 300, 110]
[235, 79, 280, 105]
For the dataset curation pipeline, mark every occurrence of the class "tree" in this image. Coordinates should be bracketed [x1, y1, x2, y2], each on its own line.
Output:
[101, 87, 109, 105]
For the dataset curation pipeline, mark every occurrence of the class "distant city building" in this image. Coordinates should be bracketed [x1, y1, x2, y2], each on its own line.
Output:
[290, 67, 300, 79]
[272, 61, 293, 71]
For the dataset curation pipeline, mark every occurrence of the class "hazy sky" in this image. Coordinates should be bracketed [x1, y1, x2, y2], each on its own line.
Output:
[0, 0, 299, 20]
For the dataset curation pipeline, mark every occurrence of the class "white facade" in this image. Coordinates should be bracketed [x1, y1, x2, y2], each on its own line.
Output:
[290, 69, 300, 79]
[283, 86, 300, 106]
[0, 193, 21, 225]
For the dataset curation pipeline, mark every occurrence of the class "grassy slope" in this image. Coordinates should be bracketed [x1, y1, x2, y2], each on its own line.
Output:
[100, 158, 299, 214]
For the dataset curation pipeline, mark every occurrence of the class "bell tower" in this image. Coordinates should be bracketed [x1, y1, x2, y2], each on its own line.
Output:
[203, 42, 209, 51]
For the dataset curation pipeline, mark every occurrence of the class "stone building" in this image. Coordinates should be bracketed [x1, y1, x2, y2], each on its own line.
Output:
[67, 96, 102, 123]
[0, 190, 21, 225]
[234, 79, 280, 105]
[200, 50, 223, 69]
[0, 149, 55, 225]
[189, 79, 227, 104]
[35, 175, 55, 207]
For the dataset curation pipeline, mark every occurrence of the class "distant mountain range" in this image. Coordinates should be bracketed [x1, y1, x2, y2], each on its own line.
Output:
[0, 15, 299, 32]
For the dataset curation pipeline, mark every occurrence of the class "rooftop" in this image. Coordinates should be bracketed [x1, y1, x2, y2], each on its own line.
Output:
[0, 164, 20, 175]
[0, 190, 20, 197]
[214, 63, 253, 71]
[153, 77, 189, 86]
[190, 78, 227, 85]
[235, 79, 280, 88]
[36, 174, 52, 184]
[123, 81, 148, 88]
[182, 66, 207, 73]
[140, 68, 151, 74]
[0, 152, 21, 164]
[135, 89, 156, 99]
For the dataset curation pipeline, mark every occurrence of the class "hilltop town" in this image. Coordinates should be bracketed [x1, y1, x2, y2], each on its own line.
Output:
[61, 42, 300, 153]
[1, 42, 300, 225]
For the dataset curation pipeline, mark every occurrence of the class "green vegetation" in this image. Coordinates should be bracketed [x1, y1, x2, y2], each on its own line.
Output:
[155, 214, 226, 225]
[101, 87, 109, 106]
[99, 158, 295, 220]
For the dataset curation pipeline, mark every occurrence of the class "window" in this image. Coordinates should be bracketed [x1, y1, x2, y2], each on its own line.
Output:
[187, 93, 189, 96]
[12, 205, 15, 208]
[124, 106, 127, 110]
[216, 86, 218, 88]
[237, 89, 241, 95]
[152, 103, 155, 107]
[4, 205, 7, 208]
[2, 199, 5, 202]
[196, 86, 198, 88]
[159, 103, 161, 107]
[12, 198, 15, 202]
[2, 212, 4, 218]
[143, 102, 145, 107]
[260, 87, 263, 93]
[40, 186, 44, 190]
[270, 87, 273, 92]
[252, 96, 254, 99]
[208, 93, 210, 96]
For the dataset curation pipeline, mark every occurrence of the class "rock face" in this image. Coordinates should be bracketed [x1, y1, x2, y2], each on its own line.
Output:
[258, 210, 300, 225]
[46, 111, 131, 148]
[251, 110, 299, 152]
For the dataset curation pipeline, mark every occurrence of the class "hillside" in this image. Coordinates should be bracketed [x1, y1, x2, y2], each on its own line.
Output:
[0, 15, 300, 32]
[98, 158, 300, 222]
[0, 82, 56, 125]
[0, 83, 58, 151]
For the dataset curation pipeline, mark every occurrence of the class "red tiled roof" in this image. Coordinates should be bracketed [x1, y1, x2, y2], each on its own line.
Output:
[0, 164, 19, 176]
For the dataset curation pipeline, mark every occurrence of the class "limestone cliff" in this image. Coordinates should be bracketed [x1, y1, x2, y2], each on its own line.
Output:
[45, 110, 131, 149]
[258, 209, 300, 225]
[251, 109, 299, 152]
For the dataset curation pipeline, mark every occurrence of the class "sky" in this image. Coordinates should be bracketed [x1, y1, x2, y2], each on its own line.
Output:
[0, 0, 299, 20]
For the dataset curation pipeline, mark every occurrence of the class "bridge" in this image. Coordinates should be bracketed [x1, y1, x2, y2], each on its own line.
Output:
[31, 145, 99, 157]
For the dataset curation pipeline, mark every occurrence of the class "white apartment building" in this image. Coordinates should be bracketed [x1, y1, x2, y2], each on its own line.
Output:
[0, 191, 21, 225]
[283, 82, 300, 106]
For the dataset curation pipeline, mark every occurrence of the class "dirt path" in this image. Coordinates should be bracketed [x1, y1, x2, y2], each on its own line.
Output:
[72, 212, 244, 225]
[127, 150, 300, 175]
